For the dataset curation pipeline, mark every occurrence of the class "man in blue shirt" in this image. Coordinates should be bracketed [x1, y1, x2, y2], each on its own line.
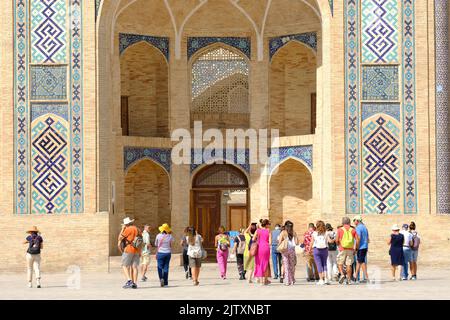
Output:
[271, 224, 282, 280]
[353, 215, 369, 283]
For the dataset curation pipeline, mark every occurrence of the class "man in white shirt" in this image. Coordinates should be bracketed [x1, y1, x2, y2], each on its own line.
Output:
[140, 225, 152, 282]
[399, 224, 413, 281]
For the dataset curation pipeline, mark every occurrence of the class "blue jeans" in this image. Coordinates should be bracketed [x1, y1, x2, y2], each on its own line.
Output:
[271, 245, 282, 278]
[402, 247, 411, 279]
[156, 252, 171, 285]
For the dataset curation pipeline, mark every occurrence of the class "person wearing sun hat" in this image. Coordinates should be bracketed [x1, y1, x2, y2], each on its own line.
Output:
[155, 223, 174, 287]
[353, 215, 370, 283]
[118, 217, 141, 289]
[388, 224, 404, 281]
[23, 226, 43, 288]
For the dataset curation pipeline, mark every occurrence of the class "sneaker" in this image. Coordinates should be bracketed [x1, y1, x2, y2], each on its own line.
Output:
[185, 272, 189, 279]
[36, 279, 41, 288]
[123, 280, 133, 289]
[274, 276, 278, 280]
[160, 279, 165, 287]
[338, 275, 346, 284]
[316, 279, 324, 285]
[411, 275, 417, 280]
[280, 277, 284, 283]
[141, 276, 147, 282]
[28, 282, 32, 288]
[401, 277, 407, 281]
[131, 283, 137, 289]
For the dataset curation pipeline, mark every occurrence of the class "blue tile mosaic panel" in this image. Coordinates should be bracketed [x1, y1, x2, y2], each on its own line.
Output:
[345, 0, 361, 214]
[362, 66, 399, 101]
[31, 0, 67, 63]
[15, 0, 29, 213]
[124, 147, 172, 174]
[31, 116, 70, 214]
[345, 0, 417, 214]
[402, 0, 417, 213]
[14, 0, 84, 214]
[362, 0, 399, 63]
[362, 116, 401, 214]
[31, 65, 67, 100]
[361, 103, 400, 122]
[70, 0, 84, 213]
[188, 37, 251, 60]
[190, 149, 250, 173]
[269, 32, 317, 60]
[268, 146, 313, 173]
[119, 33, 169, 61]
[31, 103, 68, 121]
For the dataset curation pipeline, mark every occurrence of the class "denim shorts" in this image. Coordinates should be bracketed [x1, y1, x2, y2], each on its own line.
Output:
[410, 249, 419, 262]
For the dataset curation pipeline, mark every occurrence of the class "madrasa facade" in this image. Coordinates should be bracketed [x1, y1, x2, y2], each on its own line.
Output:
[1, 0, 450, 272]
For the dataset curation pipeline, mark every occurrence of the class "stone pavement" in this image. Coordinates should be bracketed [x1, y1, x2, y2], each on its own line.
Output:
[1, 262, 449, 300]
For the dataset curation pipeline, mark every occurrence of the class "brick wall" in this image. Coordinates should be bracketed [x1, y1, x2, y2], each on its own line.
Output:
[270, 41, 316, 136]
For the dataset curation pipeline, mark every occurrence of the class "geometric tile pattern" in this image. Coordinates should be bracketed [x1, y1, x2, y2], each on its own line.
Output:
[362, 103, 400, 122]
[402, 0, 417, 213]
[345, 0, 361, 214]
[362, 65, 399, 101]
[31, 0, 67, 63]
[269, 32, 317, 60]
[268, 145, 313, 173]
[188, 37, 251, 60]
[31, 103, 68, 121]
[346, 0, 417, 214]
[124, 147, 172, 174]
[362, 0, 399, 63]
[14, 0, 84, 214]
[435, 0, 450, 214]
[362, 116, 401, 214]
[14, 0, 30, 213]
[30, 65, 67, 100]
[119, 33, 169, 61]
[190, 149, 250, 173]
[70, 0, 84, 213]
[31, 116, 69, 214]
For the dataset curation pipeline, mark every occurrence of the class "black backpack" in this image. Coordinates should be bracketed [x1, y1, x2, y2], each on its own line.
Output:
[327, 232, 337, 251]
[27, 237, 41, 255]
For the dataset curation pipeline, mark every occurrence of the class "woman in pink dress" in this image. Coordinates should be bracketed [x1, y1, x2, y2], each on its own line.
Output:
[253, 219, 272, 285]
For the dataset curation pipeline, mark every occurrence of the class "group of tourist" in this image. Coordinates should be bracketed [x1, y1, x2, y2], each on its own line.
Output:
[22, 216, 421, 289]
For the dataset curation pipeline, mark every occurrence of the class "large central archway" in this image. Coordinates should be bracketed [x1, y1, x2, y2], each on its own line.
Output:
[191, 164, 249, 254]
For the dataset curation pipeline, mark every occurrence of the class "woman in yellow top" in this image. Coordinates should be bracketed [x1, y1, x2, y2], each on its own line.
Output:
[243, 222, 257, 283]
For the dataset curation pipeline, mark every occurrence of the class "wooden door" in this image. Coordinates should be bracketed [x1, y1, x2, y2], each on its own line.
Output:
[192, 191, 221, 253]
[228, 206, 248, 231]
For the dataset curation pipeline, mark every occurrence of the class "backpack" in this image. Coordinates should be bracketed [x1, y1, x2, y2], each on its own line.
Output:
[132, 234, 143, 249]
[236, 235, 246, 254]
[327, 231, 337, 251]
[340, 227, 355, 249]
[27, 236, 41, 255]
[411, 232, 420, 250]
